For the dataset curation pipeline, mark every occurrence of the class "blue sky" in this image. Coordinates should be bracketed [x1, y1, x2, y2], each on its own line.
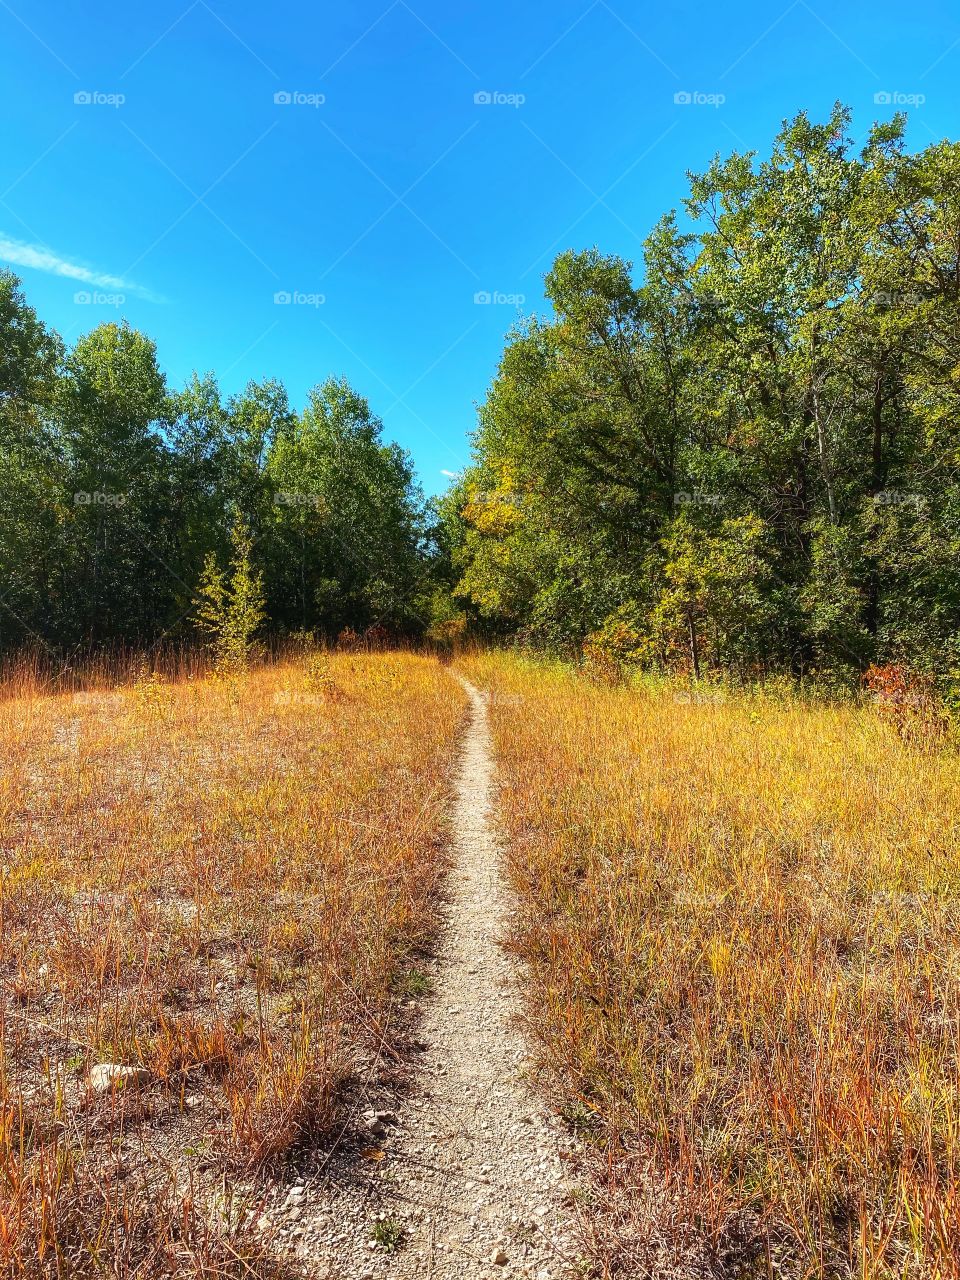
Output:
[2, 0, 958, 495]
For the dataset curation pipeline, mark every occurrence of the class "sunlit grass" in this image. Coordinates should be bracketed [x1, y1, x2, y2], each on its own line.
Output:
[0, 649, 464, 1276]
[462, 651, 960, 1279]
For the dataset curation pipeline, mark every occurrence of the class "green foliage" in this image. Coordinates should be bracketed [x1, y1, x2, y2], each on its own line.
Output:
[651, 514, 772, 675]
[449, 105, 960, 680]
[370, 1218, 404, 1252]
[583, 603, 649, 672]
[5, 101, 960, 679]
[0, 271, 65, 649]
[194, 520, 266, 676]
[424, 585, 468, 647]
[0, 280, 430, 655]
[263, 377, 427, 636]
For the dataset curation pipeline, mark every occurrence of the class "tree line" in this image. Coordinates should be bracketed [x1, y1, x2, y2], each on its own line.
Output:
[442, 106, 960, 682]
[0, 273, 437, 658]
[4, 104, 960, 680]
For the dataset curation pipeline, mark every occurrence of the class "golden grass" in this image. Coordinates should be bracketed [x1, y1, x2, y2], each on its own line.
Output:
[0, 651, 464, 1276]
[461, 652, 960, 1280]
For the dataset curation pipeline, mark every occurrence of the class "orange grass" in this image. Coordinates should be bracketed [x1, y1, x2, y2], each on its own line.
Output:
[0, 650, 464, 1276]
[462, 652, 960, 1280]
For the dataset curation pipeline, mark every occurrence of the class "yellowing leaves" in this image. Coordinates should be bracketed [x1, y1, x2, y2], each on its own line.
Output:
[462, 482, 525, 537]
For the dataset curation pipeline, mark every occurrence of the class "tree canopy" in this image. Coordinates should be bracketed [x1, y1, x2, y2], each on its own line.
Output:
[3, 105, 960, 678]
[446, 106, 960, 679]
[0, 272, 432, 655]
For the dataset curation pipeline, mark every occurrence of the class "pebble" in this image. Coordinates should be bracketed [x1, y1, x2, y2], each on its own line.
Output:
[87, 1063, 151, 1094]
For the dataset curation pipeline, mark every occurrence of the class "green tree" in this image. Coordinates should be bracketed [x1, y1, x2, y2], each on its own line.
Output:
[0, 271, 65, 651]
[651, 513, 772, 676]
[453, 105, 960, 679]
[264, 377, 426, 635]
[56, 322, 173, 644]
[194, 517, 266, 675]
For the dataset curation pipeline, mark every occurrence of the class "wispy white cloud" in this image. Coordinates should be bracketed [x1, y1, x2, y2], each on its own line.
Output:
[440, 468, 461, 478]
[0, 234, 161, 300]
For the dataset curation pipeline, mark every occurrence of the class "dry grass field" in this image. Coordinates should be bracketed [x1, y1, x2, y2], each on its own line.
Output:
[6, 643, 960, 1280]
[0, 651, 464, 1277]
[462, 652, 960, 1280]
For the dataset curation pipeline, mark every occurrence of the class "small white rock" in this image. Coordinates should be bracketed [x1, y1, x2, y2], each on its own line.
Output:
[87, 1063, 151, 1094]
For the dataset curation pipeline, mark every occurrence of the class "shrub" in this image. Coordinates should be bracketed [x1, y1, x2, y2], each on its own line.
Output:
[194, 519, 266, 677]
[863, 662, 949, 748]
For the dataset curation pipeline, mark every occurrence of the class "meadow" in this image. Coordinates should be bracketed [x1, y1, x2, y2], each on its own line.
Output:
[463, 652, 960, 1280]
[0, 650, 464, 1277]
[4, 643, 960, 1280]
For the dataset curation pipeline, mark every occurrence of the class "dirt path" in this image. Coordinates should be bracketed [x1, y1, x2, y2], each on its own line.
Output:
[269, 674, 580, 1278]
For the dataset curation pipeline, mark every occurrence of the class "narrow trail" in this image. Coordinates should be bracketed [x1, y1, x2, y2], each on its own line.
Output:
[274, 674, 579, 1279]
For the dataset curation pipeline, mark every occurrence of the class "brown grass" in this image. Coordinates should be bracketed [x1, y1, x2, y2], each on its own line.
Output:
[461, 652, 960, 1280]
[0, 650, 464, 1276]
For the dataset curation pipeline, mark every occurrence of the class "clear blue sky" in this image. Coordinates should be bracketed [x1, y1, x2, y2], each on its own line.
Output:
[2, 0, 957, 495]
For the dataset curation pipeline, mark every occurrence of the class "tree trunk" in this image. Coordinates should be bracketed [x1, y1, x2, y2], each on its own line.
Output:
[687, 609, 701, 681]
[865, 351, 889, 639]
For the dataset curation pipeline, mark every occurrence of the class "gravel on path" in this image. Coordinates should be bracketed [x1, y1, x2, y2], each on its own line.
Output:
[263, 673, 582, 1279]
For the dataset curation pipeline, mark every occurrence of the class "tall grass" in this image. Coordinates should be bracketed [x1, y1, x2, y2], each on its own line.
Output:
[0, 650, 464, 1276]
[463, 652, 960, 1279]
